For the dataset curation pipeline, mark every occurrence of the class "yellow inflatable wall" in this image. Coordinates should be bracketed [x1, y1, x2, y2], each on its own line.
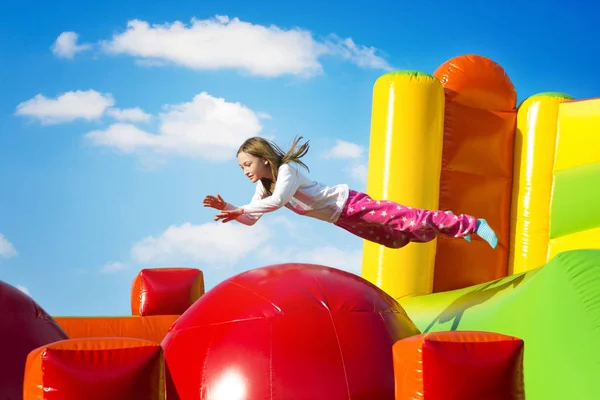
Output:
[509, 93, 572, 274]
[362, 71, 444, 298]
[361, 55, 600, 298]
[547, 98, 600, 258]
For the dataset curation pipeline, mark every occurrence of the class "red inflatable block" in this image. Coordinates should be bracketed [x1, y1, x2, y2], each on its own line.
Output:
[0, 280, 68, 400]
[23, 338, 165, 399]
[162, 263, 421, 400]
[393, 330, 524, 400]
[131, 268, 204, 316]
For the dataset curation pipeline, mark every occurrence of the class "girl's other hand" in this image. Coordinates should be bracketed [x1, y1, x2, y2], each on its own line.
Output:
[203, 194, 226, 210]
[214, 208, 243, 223]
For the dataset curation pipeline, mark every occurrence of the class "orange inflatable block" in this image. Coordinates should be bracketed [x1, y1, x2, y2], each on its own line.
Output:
[435, 167, 513, 290]
[433, 54, 517, 292]
[393, 331, 524, 400]
[131, 267, 204, 316]
[24, 338, 165, 400]
[54, 315, 179, 343]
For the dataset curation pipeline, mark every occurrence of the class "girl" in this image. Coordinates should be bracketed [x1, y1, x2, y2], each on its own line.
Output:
[203, 136, 498, 249]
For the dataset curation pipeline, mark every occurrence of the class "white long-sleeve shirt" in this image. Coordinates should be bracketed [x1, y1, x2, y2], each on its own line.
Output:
[224, 163, 349, 225]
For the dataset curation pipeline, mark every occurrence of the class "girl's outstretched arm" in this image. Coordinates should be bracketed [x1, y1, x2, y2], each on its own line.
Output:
[214, 164, 300, 222]
[205, 186, 265, 225]
[222, 202, 262, 225]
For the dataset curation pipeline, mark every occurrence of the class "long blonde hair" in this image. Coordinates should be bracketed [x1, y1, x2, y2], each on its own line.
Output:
[237, 135, 310, 195]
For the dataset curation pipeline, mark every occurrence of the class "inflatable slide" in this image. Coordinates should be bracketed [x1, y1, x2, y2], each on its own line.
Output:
[0, 54, 598, 399]
[363, 54, 600, 399]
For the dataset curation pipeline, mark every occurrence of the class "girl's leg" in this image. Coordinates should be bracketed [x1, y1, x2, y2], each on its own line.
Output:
[335, 190, 496, 248]
[334, 191, 444, 248]
[374, 205, 477, 243]
[334, 190, 412, 248]
[449, 212, 498, 248]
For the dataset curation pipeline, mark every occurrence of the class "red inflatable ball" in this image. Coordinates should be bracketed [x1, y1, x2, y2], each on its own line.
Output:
[162, 263, 421, 400]
[0, 280, 69, 399]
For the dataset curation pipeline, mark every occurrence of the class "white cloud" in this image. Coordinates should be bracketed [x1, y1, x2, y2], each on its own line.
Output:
[136, 155, 168, 171]
[16, 285, 30, 296]
[258, 244, 363, 275]
[135, 59, 168, 67]
[100, 261, 128, 273]
[15, 89, 263, 162]
[0, 234, 17, 259]
[97, 16, 391, 77]
[15, 90, 115, 124]
[85, 92, 263, 160]
[14, 90, 153, 126]
[51, 32, 92, 59]
[130, 221, 272, 267]
[350, 163, 368, 183]
[85, 123, 155, 152]
[106, 107, 152, 123]
[323, 36, 392, 71]
[322, 140, 368, 185]
[323, 140, 365, 159]
[249, 215, 363, 275]
[295, 246, 363, 274]
[266, 215, 303, 238]
[257, 112, 272, 120]
[100, 215, 362, 279]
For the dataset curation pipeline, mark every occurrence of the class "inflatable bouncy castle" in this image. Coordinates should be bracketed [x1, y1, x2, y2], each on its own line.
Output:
[362, 54, 600, 399]
[1, 54, 599, 399]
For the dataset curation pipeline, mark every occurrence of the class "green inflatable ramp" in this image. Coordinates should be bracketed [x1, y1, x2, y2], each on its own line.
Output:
[399, 249, 600, 400]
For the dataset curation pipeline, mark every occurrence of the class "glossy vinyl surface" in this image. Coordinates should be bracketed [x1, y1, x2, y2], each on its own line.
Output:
[393, 330, 524, 400]
[131, 267, 204, 316]
[54, 315, 179, 343]
[553, 97, 600, 171]
[548, 98, 600, 258]
[0, 280, 68, 400]
[362, 70, 445, 299]
[432, 54, 517, 292]
[509, 92, 572, 274]
[400, 249, 600, 400]
[23, 338, 165, 400]
[162, 263, 421, 400]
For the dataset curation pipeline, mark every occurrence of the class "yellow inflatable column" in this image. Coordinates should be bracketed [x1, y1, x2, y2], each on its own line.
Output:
[361, 71, 445, 299]
[548, 98, 600, 257]
[509, 92, 573, 275]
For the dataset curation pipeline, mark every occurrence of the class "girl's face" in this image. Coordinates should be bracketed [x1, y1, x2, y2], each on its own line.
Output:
[237, 152, 272, 183]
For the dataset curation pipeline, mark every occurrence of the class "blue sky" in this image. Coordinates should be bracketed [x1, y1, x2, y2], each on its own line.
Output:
[1, 0, 598, 316]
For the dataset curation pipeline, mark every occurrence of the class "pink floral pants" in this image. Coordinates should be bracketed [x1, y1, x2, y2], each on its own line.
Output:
[334, 190, 478, 248]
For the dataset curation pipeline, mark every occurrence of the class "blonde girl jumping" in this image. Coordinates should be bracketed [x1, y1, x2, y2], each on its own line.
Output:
[203, 136, 498, 249]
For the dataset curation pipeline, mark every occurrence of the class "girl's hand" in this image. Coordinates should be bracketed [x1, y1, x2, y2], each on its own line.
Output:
[203, 194, 226, 210]
[214, 208, 243, 223]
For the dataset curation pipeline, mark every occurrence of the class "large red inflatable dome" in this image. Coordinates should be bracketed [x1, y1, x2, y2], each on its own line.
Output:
[0, 280, 68, 399]
[162, 263, 420, 400]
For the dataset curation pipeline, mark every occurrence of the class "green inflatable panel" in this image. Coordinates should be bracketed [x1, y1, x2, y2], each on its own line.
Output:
[399, 249, 600, 400]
